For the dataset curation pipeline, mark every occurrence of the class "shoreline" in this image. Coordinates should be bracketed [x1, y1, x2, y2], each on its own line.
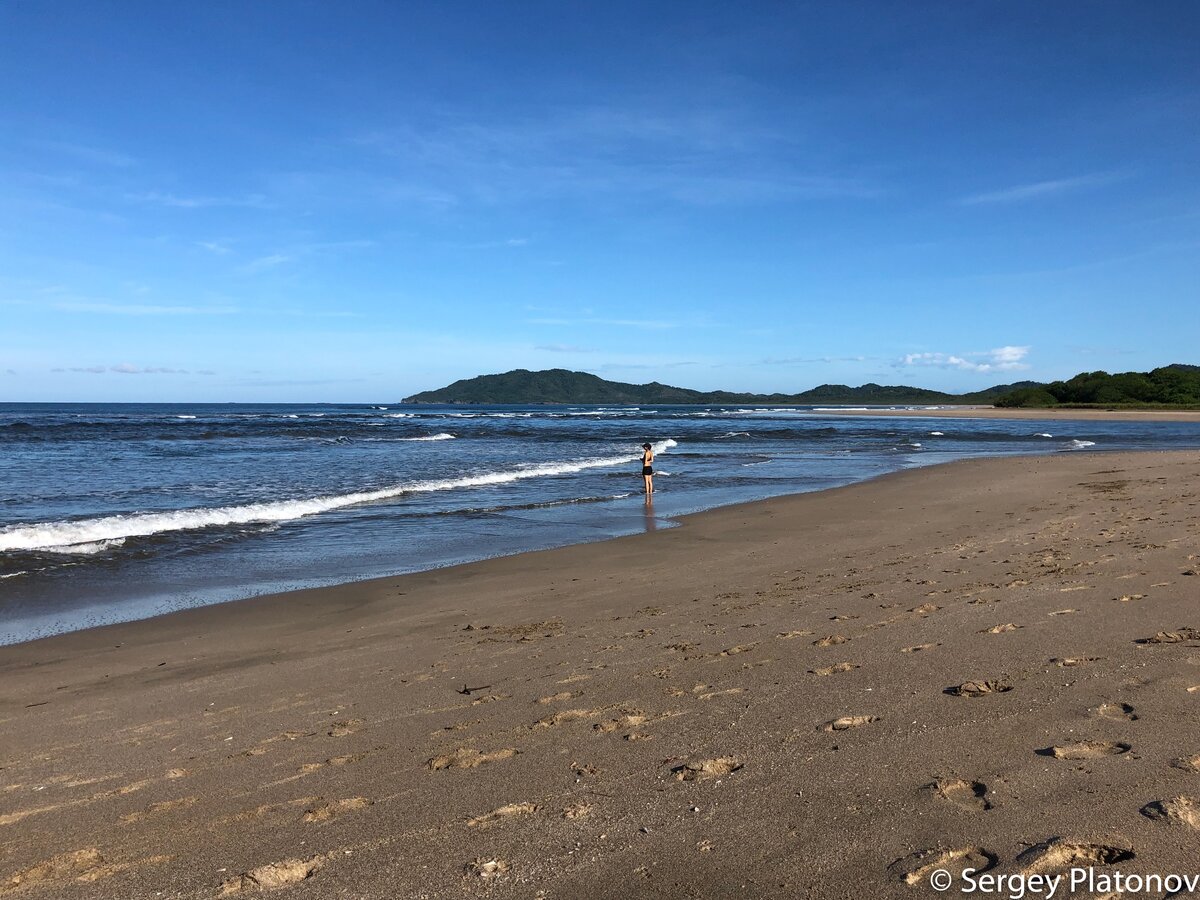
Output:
[3, 450, 1199, 897]
[811, 406, 1200, 421]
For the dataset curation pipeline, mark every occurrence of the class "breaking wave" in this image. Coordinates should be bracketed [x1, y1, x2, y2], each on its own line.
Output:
[0, 439, 678, 553]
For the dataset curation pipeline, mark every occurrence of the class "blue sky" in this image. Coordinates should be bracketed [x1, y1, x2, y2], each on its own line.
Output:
[1, 1, 1197, 402]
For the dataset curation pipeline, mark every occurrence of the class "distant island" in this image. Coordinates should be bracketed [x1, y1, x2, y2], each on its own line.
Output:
[403, 365, 1200, 408]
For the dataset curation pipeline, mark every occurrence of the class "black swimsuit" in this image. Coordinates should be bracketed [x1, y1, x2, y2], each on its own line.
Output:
[642, 453, 653, 475]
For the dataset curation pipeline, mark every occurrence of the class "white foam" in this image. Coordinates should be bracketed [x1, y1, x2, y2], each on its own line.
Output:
[0, 440, 679, 553]
[1065, 439, 1096, 450]
[0, 571, 27, 579]
[929, 431, 944, 436]
[174, 415, 196, 420]
[717, 431, 751, 439]
[42, 537, 127, 556]
[385, 413, 414, 418]
[1034, 433, 1053, 438]
[813, 407, 868, 412]
[398, 433, 456, 442]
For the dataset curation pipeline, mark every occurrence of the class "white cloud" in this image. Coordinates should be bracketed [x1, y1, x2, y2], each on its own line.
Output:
[238, 254, 292, 274]
[536, 343, 596, 353]
[960, 174, 1121, 205]
[111, 363, 188, 374]
[758, 355, 874, 365]
[51, 364, 192, 375]
[899, 346, 1031, 373]
[529, 316, 680, 330]
[131, 191, 268, 209]
[50, 301, 239, 315]
[32, 140, 136, 168]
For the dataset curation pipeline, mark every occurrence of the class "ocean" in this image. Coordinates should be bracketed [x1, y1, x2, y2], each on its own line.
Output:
[3, 402, 1199, 645]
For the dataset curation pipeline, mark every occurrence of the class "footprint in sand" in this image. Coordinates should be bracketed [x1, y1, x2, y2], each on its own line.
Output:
[464, 858, 509, 879]
[427, 748, 519, 770]
[1094, 702, 1138, 721]
[888, 846, 997, 886]
[302, 797, 372, 824]
[1037, 740, 1131, 760]
[777, 630, 813, 639]
[1051, 657, 1101, 667]
[980, 623, 1022, 634]
[1140, 796, 1200, 829]
[2, 848, 105, 894]
[717, 643, 757, 657]
[945, 680, 1012, 698]
[671, 757, 742, 781]
[926, 778, 993, 811]
[813, 635, 848, 647]
[593, 712, 649, 733]
[822, 715, 878, 732]
[556, 674, 591, 685]
[220, 855, 325, 895]
[809, 663, 859, 676]
[902, 643, 939, 653]
[562, 801, 592, 819]
[534, 709, 599, 729]
[119, 796, 198, 824]
[466, 802, 538, 829]
[1015, 838, 1133, 874]
[1137, 627, 1200, 644]
[536, 691, 581, 704]
[327, 719, 363, 737]
[1171, 754, 1200, 773]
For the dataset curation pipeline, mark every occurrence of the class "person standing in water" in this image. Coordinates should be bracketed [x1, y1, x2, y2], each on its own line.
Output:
[641, 442, 654, 495]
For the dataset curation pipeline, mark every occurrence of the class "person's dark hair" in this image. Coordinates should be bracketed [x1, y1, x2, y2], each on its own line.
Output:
[642, 443, 652, 449]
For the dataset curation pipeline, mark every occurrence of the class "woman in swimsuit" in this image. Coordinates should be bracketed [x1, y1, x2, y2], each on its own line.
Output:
[641, 442, 654, 495]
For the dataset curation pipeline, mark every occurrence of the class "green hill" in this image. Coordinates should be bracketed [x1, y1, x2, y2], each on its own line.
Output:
[404, 369, 1000, 405]
[995, 365, 1200, 408]
[403, 366, 1200, 407]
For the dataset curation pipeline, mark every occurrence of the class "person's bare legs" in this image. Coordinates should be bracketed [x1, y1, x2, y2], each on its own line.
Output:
[643, 473, 653, 494]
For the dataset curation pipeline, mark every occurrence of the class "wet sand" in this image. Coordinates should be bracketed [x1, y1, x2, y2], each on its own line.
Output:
[2, 451, 1199, 898]
[815, 407, 1200, 422]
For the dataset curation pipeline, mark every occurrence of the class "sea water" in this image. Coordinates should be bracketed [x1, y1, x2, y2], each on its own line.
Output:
[3, 402, 1199, 644]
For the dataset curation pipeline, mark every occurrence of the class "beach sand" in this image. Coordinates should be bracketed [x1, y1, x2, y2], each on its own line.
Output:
[2, 451, 1199, 899]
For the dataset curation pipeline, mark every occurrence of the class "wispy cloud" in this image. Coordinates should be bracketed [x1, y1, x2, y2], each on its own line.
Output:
[233, 377, 366, 387]
[51, 364, 199, 375]
[111, 363, 188, 374]
[960, 173, 1123, 205]
[350, 104, 881, 207]
[758, 354, 875, 365]
[238, 254, 292, 274]
[32, 140, 137, 168]
[49, 300, 239, 315]
[529, 316, 682, 330]
[196, 240, 232, 254]
[536, 343, 596, 353]
[130, 191, 269, 209]
[897, 346, 1031, 373]
[235, 241, 376, 274]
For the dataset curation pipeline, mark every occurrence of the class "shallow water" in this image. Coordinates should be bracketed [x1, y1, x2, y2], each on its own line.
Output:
[3, 401, 1199, 644]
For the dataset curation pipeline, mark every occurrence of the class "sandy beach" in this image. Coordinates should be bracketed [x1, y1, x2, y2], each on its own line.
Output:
[815, 407, 1200, 422]
[2, 450, 1199, 899]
